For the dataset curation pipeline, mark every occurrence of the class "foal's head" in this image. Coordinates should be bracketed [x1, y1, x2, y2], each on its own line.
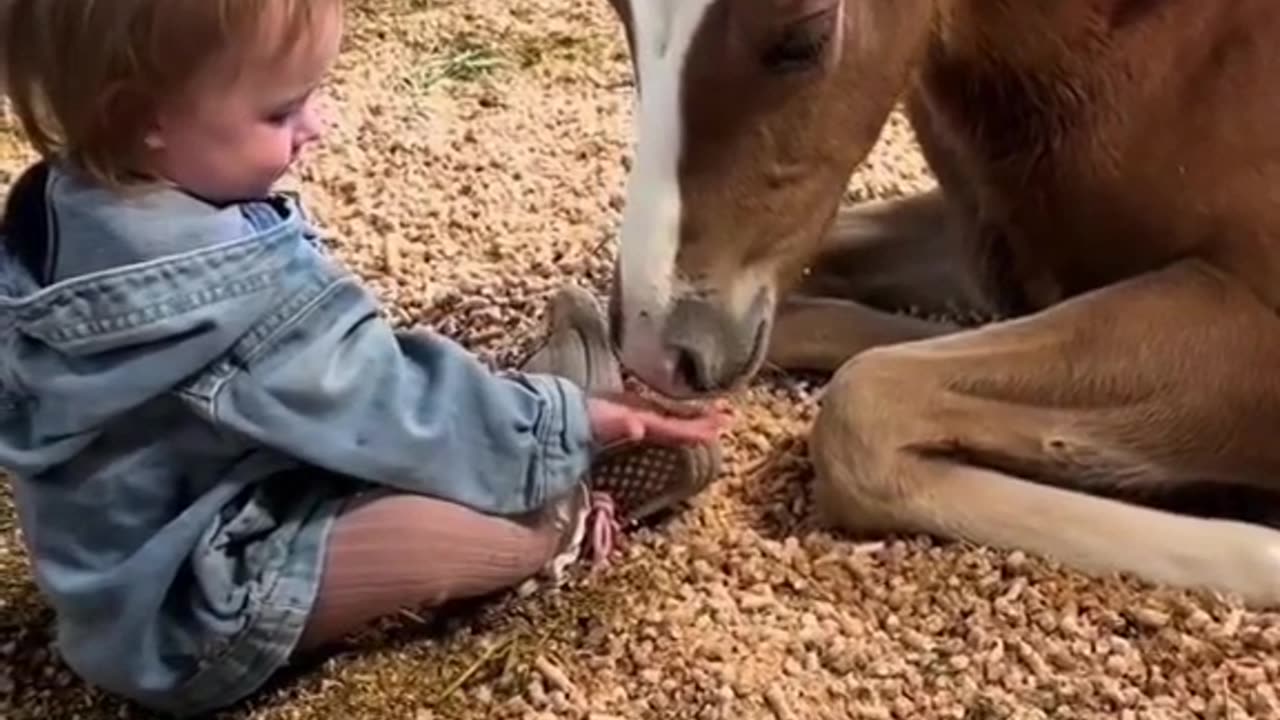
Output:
[605, 0, 933, 397]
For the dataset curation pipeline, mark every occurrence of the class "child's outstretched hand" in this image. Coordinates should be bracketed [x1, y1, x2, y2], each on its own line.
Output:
[586, 393, 728, 447]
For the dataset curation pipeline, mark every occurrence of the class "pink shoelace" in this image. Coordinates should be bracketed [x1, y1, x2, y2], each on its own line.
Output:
[584, 490, 622, 567]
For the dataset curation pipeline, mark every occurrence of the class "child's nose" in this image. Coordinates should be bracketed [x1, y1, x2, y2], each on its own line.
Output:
[296, 95, 333, 146]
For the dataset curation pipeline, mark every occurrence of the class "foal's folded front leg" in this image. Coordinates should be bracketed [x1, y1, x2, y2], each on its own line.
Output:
[767, 296, 961, 373]
[795, 187, 995, 318]
[768, 187, 988, 372]
[809, 259, 1280, 607]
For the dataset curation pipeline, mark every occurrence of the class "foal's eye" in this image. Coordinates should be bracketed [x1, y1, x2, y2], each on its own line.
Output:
[761, 10, 836, 74]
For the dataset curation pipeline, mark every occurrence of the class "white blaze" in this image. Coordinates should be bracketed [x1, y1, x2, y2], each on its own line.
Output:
[615, 0, 719, 382]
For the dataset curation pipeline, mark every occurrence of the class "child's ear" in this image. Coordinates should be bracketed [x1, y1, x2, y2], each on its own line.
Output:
[143, 109, 173, 150]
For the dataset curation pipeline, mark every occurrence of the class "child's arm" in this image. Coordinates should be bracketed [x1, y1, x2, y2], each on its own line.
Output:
[205, 276, 595, 517]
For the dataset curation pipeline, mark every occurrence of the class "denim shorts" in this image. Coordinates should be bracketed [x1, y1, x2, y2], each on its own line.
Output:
[114, 468, 354, 718]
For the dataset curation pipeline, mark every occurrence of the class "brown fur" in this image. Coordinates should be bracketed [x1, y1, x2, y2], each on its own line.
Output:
[604, 0, 1280, 604]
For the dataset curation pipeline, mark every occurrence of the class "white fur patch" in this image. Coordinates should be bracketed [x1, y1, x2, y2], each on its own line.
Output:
[614, 0, 720, 378]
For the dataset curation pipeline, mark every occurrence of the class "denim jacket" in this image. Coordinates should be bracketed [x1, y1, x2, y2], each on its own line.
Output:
[0, 160, 595, 715]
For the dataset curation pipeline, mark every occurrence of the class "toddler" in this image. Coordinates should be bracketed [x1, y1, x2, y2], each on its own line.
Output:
[0, 1, 723, 716]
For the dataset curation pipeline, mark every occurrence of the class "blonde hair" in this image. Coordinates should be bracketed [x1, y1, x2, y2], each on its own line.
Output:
[1, 0, 341, 189]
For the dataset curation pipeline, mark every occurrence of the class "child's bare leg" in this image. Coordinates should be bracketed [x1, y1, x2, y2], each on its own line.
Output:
[295, 491, 569, 652]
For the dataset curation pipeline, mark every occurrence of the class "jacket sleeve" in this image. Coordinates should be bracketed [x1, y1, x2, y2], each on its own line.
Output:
[206, 273, 597, 517]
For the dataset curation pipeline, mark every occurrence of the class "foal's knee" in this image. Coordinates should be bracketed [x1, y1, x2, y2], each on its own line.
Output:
[809, 348, 923, 531]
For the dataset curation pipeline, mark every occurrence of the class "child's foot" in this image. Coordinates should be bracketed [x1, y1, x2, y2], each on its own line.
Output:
[519, 285, 722, 559]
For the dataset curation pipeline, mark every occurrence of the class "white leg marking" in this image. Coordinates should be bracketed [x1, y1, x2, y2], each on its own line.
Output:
[615, 0, 719, 379]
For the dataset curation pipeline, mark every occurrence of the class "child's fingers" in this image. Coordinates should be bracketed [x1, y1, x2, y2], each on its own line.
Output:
[636, 411, 722, 443]
[591, 389, 716, 420]
[626, 415, 645, 441]
[586, 394, 730, 446]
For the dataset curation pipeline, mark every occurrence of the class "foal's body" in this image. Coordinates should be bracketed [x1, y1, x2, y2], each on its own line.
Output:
[904, 2, 1280, 315]
[604, 0, 1280, 604]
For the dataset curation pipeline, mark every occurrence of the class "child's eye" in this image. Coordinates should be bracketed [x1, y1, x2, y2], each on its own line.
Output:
[263, 86, 319, 126]
[265, 107, 298, 125]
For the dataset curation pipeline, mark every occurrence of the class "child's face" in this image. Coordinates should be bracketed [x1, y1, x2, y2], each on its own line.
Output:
[146, 7, 344, 202]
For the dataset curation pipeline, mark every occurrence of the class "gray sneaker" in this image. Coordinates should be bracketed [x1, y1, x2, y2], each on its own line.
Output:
[519, 285, 722, 549]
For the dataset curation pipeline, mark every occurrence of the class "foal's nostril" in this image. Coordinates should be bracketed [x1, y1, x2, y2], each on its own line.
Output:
[673, 345, 710, 393]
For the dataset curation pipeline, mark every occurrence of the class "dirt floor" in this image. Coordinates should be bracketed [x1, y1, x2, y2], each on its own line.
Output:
[3, 1, 1280, 718]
